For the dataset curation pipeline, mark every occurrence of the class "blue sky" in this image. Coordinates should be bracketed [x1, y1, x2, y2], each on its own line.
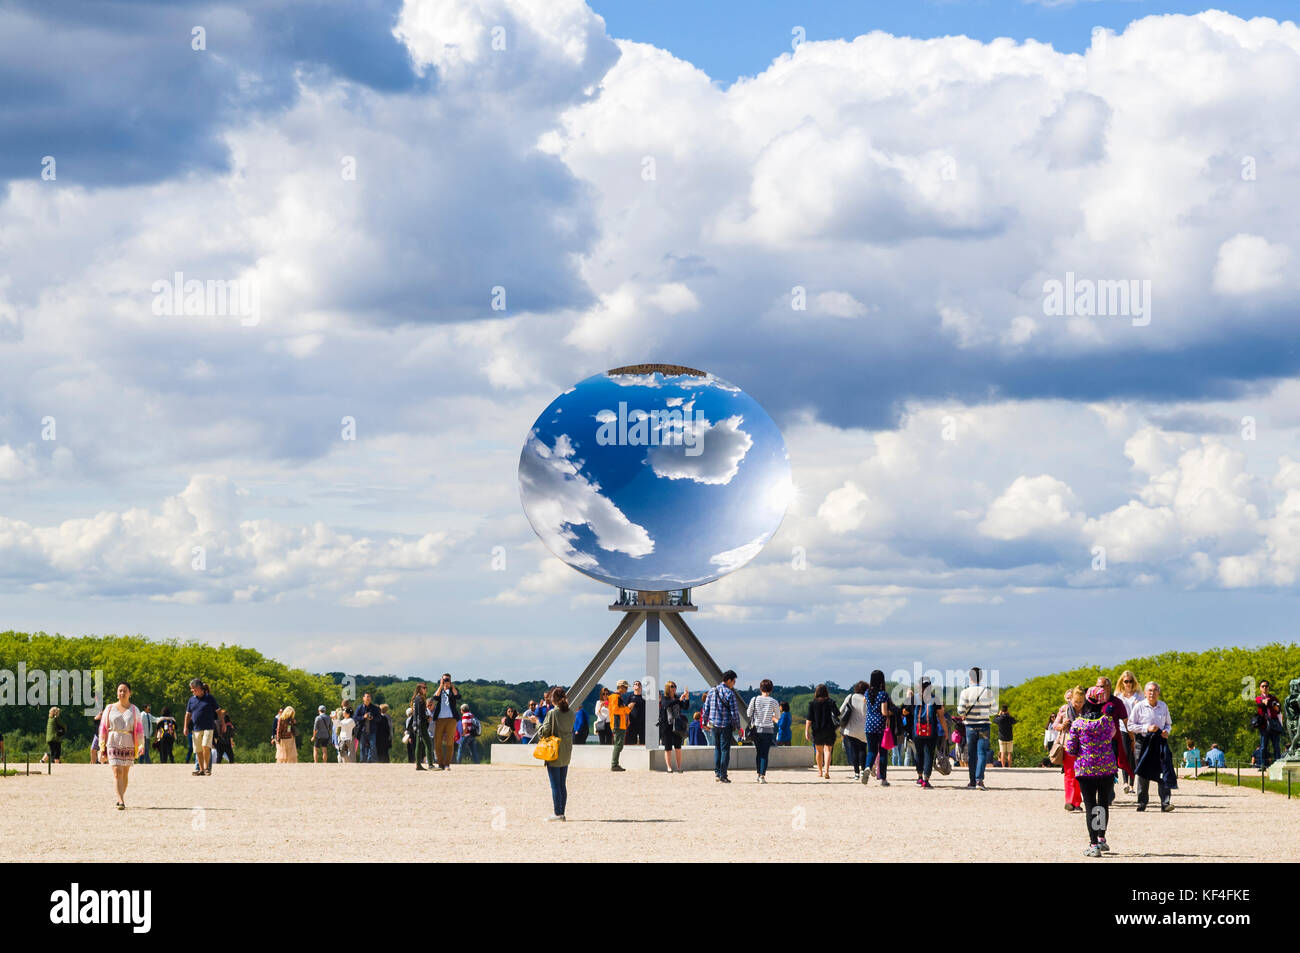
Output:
[590, 0, 1297, 82]
[2, 0, 1299, 692]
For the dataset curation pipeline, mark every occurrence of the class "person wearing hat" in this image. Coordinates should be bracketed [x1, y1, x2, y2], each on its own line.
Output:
[1063, 685, 1119, 857]
[311, 705, 333, 763]
[609, 680, 632, 772]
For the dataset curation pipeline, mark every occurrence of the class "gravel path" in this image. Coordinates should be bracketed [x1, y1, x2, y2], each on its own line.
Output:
[3, 763, 1296, 862]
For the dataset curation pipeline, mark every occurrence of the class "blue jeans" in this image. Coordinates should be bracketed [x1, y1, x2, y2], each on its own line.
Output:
[713, 727, 733, 778]
[753, 731, 774, 776]
[914, 737, 935, 778]
[865, 732, 887, 780]
[1260, 729, 1281, 766]
[546, 764, 568, 816]
[843, 736, 866, 774]
[457, 738, 480, 763]
[360, 734, 377, 763]
[966, 727, 990, 782]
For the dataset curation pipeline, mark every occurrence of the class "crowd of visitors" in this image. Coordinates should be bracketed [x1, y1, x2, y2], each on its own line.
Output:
[60, 664, 1288, 859]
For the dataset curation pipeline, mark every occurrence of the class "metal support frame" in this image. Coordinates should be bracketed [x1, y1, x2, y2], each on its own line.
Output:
[662, 612, 748, 730]
[567, 611, 647, 710]
[568, 598, 749, 744]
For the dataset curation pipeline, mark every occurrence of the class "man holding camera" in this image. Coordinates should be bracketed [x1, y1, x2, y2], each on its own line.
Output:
[431, 674, 462, 770]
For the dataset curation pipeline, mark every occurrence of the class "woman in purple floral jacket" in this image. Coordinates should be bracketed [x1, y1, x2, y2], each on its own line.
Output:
[1064, 685, 1118, 858]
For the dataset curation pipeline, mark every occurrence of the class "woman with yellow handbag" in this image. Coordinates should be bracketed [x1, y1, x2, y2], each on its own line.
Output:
[534, 687, 577, 821]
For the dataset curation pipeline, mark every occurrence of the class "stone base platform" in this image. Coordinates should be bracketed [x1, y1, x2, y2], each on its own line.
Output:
[490, 742, 814, 771]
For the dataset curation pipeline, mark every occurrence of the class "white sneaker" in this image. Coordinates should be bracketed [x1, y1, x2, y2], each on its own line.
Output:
[546, 815, 566, 822]
[759, 776, 767, 784]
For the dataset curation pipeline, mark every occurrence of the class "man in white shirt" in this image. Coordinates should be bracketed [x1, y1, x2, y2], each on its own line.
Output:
[957, 667, 997, 790]
[1128, 681, 1174, 812]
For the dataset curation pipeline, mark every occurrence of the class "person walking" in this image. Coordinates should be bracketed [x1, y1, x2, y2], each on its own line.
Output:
[995, 705, 1016, 768]
[377, 703, 393, 763]
[410, 683, 432, 770]
[805, 683, 839, 780]
[213, 710, 236, 764]
[335, 706, 357, 764]
[275, 706, 298, 763]
[99, 682, 144, 810]
[1055, 687, 1085, 811]
[658, 681, 690, 773]
[1130, 680, 1175, 813]
[354, 692, 382, 764]
[745, 679, 781, 782]
[42, 706, 66, 765]
[957, 667, 995, 790]
[703, 671, 742, 782]
[608, 680, 632, 772]
[948, 712, 965, 767]
[458, 704, 481, 764]
[312, 705, 333, 763]
[1094, 676, 1132, 786]
[1114, 671, 1141, 793]
[430, 674, 462, 769]
[627, 681, 647, 746]
[535, 686, 577, 821]
[182, 678, 219, 777]
[839, 681, 869, 781]
[594, 689, 612, 745]
[862, 670, 892, 786]
[1255, 679, 1283, 768]
[154, 708, 177, 764]
[573, 702, 591, 747]
[893, 689, 913, 768]
[775, 702, 792, 746]
[423, 698, 437, 765]
[1063, 686, 1119, 857]
[911, 679, 948, 788]
[137, 704, 155, 765]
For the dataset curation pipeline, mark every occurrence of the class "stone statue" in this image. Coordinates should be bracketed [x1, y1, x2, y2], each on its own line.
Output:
[1285, 678, 1300, 759]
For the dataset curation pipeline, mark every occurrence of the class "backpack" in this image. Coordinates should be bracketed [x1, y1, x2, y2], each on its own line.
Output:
[469, 717, 481, 737]
[914, 703, 933, 738]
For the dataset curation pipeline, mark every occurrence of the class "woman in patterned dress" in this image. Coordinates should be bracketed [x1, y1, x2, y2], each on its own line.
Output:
[99, 682, 144, 810]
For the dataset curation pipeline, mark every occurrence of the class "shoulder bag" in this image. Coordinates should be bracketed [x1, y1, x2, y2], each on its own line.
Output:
[533, 731, 560, 762]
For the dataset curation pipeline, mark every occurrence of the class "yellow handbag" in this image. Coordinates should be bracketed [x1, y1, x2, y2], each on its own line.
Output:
[533, 733, 560, 762]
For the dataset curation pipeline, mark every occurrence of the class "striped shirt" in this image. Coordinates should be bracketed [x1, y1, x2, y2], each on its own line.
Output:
[746, 694, 781, 733]
[703, 683, 741, 728]
[957, 684, 994, 727]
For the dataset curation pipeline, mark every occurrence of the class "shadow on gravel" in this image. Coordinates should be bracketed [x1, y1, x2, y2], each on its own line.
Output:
[136, 806, 237, 812]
